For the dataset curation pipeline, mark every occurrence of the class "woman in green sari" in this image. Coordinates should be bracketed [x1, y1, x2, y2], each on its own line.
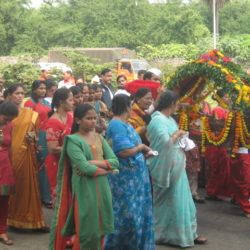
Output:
[147, 91, 207, 248]
[49, 104, 119, 250]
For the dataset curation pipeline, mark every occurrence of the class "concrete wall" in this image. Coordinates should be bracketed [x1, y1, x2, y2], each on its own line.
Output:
[48, 47, 136, 64]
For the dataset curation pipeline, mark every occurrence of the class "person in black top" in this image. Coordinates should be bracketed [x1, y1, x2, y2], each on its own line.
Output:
[99, 69, 114, 109]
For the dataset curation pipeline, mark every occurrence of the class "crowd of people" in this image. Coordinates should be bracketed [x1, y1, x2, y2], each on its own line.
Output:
[0, 66, 249, 249]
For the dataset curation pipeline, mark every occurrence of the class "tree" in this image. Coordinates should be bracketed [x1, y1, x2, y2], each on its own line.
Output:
[0, 0, 28, 55]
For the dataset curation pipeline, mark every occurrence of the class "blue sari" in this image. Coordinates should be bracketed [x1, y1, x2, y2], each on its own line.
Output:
[105, 120, 155, 250]
[147, 111, 198, 248]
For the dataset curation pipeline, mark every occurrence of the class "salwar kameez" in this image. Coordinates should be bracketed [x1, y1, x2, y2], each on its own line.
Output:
[0, 123, 15, 234]
[49, 134, 119, 250]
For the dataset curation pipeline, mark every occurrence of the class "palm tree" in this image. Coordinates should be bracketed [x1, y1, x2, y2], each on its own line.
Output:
[202, 0, 230, 35]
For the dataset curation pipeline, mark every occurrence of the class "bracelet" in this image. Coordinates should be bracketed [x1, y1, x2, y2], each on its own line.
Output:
[104, 160, 112, 170]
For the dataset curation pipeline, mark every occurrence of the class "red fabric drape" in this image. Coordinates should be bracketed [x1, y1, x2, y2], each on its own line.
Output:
[231, 154, 250, 213]
[205, 146, 232, 197]
[125, 80, 161, 99]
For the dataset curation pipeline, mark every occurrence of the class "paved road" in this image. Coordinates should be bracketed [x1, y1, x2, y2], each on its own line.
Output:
[3, 189, 250, 250]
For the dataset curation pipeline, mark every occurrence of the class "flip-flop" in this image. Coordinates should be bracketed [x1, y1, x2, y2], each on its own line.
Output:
[0, 235, 14, 245]
[194, 237, 207, 245]
[42, 201, 53, 209]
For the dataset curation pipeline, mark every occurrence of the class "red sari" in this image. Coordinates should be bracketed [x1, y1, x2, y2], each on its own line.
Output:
[45, 112, 73, 205]
[205, 106, 231, 198]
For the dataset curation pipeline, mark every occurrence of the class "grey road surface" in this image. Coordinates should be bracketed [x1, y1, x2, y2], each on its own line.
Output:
[2, 190, 250, 250]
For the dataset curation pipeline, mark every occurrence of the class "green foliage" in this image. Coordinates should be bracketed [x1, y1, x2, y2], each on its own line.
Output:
[63, 51, 115, 82]
[0, 0, 249, 71]
[0, 62, 40, 94]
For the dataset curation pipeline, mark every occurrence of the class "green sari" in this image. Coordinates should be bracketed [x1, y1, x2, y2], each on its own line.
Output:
[49, 133, 119, 250]
[147, 111, 198, 248]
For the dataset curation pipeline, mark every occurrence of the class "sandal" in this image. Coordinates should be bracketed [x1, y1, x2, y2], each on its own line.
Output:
[194, 237, 207, 245]
[206, 195, 222, 201]
[193, 195, 205, 204]
[244, 212, 250, 218]
[0, 234, 13, 245]
[33, 225, 50, 233]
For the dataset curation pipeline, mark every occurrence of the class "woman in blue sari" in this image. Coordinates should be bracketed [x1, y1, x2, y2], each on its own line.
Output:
[147, 90, 207, 248]
[105, 94, 155, 250]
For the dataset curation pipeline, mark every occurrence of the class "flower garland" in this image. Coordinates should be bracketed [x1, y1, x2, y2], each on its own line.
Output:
[238, 112, 250, 149]
[178, 113, 188, 131]
[201, 112, 233, 153]
[232, 111, 241, 156]
[166, 49, 250, 107]
[207, 84, 229, 109]
[179, 77, 204, 103]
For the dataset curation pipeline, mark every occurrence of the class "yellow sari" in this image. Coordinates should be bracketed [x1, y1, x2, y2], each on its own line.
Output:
[8, 108, 46, 229]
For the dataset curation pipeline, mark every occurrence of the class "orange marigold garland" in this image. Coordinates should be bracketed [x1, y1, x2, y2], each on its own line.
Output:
[239, 112, 250, 149]
[178, 113, 189, 131]
[201, 112, 234, 153]
[179, 77, 204, 103]
[232, 111, 241, 156]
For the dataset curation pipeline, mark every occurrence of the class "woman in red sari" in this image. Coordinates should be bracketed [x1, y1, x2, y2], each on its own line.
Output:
[205, 90, 232, 199]
[24, 80, 52, 208]
[45, 88, 74, 205]
[0, 101, 18, 245]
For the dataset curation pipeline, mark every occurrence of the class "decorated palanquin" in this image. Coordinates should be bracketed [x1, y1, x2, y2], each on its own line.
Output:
[166, 49, 250, 156]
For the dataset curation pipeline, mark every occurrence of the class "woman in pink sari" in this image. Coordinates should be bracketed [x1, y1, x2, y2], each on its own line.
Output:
[24, 80, 52, 208]
[45, 88, 74, 205]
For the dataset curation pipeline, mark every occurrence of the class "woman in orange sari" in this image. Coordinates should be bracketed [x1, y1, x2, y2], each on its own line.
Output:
[127, 88, 152, 145]
[7, 84, 48, 231]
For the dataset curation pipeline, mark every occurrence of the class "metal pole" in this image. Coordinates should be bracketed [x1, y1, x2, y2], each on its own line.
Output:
[213, 0, 217, 49]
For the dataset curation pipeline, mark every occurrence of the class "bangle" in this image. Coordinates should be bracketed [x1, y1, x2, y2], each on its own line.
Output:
[104, 160, 112, 170]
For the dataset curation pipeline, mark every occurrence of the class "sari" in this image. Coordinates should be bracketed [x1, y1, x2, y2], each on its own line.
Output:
[127, 103, 149, 145]
[8, 108, 46, 229]
[49, 134, 119, 250]
[24, 98, 51, 203]
[147, 111, 197, 248]
[105, 120, 155, 250]
[45, 112, 73, 205]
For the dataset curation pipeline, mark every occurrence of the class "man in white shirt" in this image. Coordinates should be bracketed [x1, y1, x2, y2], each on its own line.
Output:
[58, 69, 75, 89]
[115, 75, 130, 96]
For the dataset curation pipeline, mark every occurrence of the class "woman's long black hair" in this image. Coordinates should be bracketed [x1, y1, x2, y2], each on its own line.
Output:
[48, 88, 71, 117]
[71, 104, 96, 134]
[7, 83, 24, 96]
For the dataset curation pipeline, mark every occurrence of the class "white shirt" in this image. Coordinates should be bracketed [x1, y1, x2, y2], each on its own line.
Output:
[114, 89, 131, 96]
[58, 80, 75, 89]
